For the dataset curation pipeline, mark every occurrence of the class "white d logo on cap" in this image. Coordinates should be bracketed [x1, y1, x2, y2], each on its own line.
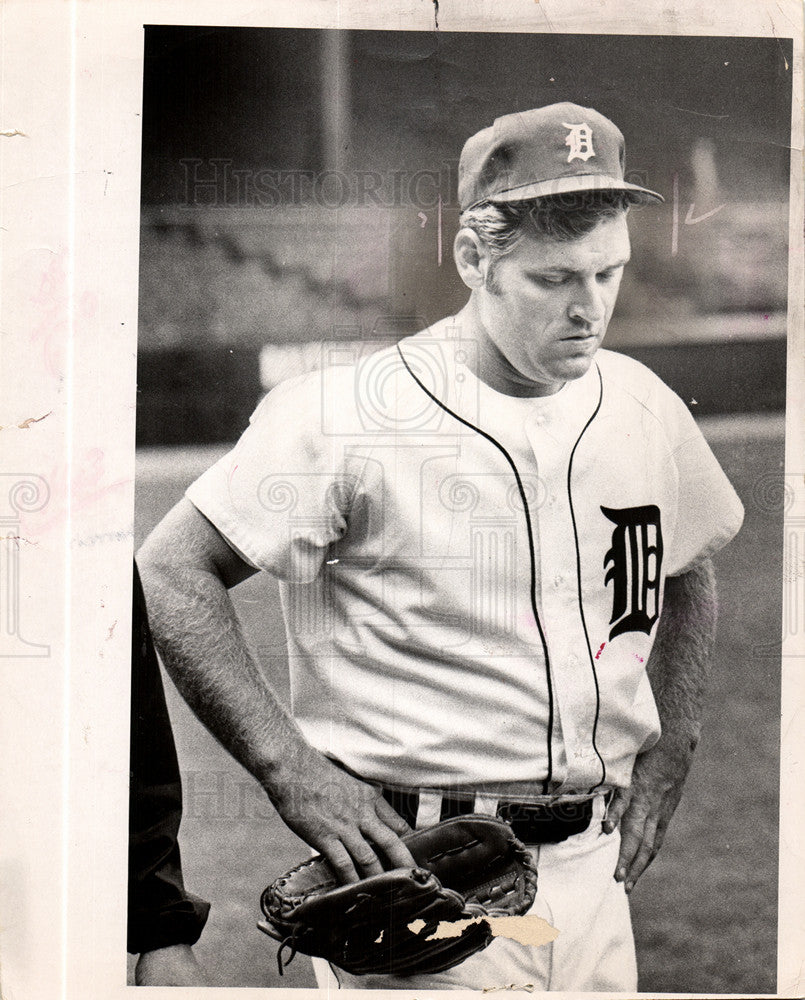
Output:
[562, 122, 595, 163]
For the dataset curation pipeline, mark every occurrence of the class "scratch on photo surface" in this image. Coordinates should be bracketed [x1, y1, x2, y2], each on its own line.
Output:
[1, 411, 52, 430]
[537, 3, 555, 30]
[665, 105, 729, 120]
[18, 412, 52, 429]
[0, 128, 27, 137]
[768, 12, 790, 71]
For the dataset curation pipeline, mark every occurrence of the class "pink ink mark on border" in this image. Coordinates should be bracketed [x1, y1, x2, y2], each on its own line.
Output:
[595, 642, 606, 660]
[23, 449, 132, 538]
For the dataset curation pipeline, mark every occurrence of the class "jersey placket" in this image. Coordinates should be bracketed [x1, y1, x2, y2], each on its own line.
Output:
[524, 385, 605, 791]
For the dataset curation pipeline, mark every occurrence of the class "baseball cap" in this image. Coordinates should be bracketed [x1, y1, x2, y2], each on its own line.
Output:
[458, 102, 663, 212]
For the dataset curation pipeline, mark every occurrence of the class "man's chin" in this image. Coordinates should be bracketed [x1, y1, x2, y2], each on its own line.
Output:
[550, 353, 597, 383]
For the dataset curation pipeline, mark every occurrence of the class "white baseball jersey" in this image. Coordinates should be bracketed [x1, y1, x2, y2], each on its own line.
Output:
[187, 318, 744, 797]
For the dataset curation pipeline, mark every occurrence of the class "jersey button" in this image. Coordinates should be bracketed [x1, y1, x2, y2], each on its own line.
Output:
[553, 574, 564, 588]
[533, 412, 548, 426]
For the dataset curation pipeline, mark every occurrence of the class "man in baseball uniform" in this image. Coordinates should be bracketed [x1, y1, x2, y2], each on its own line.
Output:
[137, 103, 744, 991]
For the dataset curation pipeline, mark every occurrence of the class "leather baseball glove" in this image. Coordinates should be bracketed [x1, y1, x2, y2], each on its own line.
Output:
[257, 813, 538, 977]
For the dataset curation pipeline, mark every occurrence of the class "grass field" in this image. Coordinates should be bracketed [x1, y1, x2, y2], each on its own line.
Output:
[131, 414, 784, 993]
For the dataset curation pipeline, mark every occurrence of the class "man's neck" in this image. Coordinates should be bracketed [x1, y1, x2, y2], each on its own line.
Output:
[453, 302, 565, 399]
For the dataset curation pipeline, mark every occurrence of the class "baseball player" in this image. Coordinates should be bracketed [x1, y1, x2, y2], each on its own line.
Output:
[137, 103, 744, 991]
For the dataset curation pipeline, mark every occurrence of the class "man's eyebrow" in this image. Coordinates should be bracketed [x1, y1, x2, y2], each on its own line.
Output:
[528, 256, 631, 275]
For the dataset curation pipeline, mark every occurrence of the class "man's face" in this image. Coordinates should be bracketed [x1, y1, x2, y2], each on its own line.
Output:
[474, 212, 631, 395]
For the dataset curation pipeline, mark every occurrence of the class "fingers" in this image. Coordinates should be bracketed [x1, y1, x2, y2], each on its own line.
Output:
[614, 804, 646, 884]
[602, 788, 631, 834]
[374, 795, 414, 837]
[340, 828, 386, 878]
[319, 838, 362, 884]
[338, 797, 416, 874]
[365, 804, 417, 870]
[310, 791, 416, 883]
[614, 808, 659, 893]
[621, 815, 659, 892]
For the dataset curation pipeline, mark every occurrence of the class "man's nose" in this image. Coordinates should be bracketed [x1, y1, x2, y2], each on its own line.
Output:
[567, 280, 606, 326]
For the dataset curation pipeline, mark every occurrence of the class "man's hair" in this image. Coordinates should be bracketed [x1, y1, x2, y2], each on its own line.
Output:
[459, 190, 638, 260]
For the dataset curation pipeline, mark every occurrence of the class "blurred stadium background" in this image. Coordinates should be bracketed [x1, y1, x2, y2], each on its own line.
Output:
[132, 27, 792, 992]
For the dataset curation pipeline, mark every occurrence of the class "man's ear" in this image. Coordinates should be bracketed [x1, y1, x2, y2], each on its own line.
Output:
[454, 228, 490, 289]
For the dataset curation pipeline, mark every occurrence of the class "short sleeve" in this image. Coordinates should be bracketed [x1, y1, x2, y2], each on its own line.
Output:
[662, 388, 745, 576]
[185, 374, 352, 583]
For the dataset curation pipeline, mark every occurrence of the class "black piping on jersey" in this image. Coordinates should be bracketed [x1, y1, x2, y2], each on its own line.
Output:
[567, 362, 607, 791]
[396, 343, 555, 791]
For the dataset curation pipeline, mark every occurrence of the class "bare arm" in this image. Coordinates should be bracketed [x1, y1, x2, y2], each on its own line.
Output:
[137, 498, 414, 882]
[603, 558, 717, 891]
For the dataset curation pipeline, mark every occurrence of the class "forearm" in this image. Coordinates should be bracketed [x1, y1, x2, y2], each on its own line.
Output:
[646, 557, 718, 753]
[606, 559, 718, 885]
[137, 558, 308, 792]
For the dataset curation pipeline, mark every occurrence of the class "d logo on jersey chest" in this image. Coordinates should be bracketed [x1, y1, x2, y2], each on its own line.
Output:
[601, 505, 663, 640]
